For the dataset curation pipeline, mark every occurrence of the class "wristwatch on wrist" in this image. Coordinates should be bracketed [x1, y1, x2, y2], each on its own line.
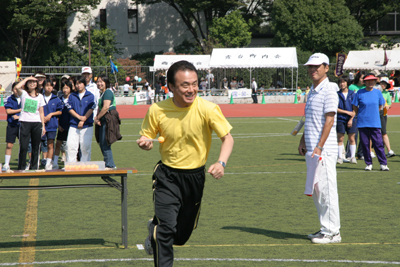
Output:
[218, 161, 226, 168]
[316, 145, 323, 151]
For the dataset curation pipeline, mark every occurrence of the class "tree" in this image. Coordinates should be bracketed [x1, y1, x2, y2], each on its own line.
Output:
[134, 0, 272, 53]
[345, 0, 400, 31]
[271, 0, 364, 57]
[0, 0, 100, 65]
[208, 10, 252, 49]
[46, 26, 122, 67]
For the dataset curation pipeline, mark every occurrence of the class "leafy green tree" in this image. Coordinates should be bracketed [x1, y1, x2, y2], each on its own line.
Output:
[271, 0, 364, 57]
[208, 10, 252, 48]
[134, 0, 271, 53]
[0, 0, 100, 65]
[46, 26, 122, 66]
[345, 0, 400, 31]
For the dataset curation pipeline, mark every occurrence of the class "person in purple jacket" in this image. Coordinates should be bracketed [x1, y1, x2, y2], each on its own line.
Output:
[65, 76, 95, 162]
[42, 79, 63, 170]
[2, 82, 21, 171]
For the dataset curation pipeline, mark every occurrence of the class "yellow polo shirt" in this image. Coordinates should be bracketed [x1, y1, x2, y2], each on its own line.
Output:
[140, 97, 232, 169]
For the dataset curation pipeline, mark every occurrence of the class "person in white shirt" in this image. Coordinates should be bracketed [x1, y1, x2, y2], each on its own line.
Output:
[14, 77, 46, 170]
[251, 78, 258, 103]
[81, 67, 99, 115]
[298, 53, 341, 244]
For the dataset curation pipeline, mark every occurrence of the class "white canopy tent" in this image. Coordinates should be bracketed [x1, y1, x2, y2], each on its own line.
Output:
[209, 47, 299, 89]
[343, 50, 400, 71]
[0, 61, 17, 93]
[153, 55, 211, 70]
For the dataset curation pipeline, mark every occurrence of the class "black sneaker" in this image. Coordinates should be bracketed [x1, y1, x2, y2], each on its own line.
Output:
[145, 219, 153, 255]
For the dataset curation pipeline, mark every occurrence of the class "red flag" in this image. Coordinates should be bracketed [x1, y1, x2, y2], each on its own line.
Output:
[383, 49, 388, 66]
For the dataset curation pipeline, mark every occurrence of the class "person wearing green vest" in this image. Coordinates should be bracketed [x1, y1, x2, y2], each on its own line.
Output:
[94, 75, 117, 169]
[379, 77, 395, 157]
[296, 86, 302, 102]
[349, 71, 366, 93]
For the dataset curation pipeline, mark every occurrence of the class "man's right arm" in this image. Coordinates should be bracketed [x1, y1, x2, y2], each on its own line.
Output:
[137, 135, 153, 150]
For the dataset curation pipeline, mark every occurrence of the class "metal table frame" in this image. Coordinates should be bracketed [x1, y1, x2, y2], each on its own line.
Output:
[0, 168, 137, 249]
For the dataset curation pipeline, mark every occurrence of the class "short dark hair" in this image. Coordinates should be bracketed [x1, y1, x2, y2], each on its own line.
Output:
[61, 81, 73, 92]
[97, 75, 110, 89]
[75, 76, 87, 87]
[42, 79, 53, 88]
[354, 71, 366, 85]
[167, 60, 197, 87]
[11, 82, 18, 89]
[338, 75, 350, 85]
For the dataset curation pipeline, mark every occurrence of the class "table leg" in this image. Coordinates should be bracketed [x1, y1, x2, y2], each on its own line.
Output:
[121, 174, 128, 248]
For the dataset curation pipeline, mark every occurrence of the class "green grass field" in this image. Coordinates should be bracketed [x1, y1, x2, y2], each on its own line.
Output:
[0, 116, 399, 266]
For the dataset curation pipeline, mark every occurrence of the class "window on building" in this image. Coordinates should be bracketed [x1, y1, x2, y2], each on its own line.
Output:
[100, 9, 107, 29]
[128, 9, 138, 33]
[368, 11, 399, 33]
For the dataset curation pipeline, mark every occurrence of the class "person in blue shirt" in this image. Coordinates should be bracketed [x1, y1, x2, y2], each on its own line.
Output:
[54, 80, 73, 169]
[42, 79, 63, 170]
[65, 76, 95, 162]
[352, 73, 388, 171]
[3, 82, 21, 171]
[336, 75, 357, 164]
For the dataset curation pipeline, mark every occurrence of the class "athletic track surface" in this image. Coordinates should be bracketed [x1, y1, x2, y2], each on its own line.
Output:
[2, 103, 400, 119]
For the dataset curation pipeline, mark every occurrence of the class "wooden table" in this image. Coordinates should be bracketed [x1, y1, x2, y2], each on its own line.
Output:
[0, 168, 137, 249]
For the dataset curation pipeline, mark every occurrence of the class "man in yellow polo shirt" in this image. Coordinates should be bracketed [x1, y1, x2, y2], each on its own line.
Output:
[137, 60, 234, 267]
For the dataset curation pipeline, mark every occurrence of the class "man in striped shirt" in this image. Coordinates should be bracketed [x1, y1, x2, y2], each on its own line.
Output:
[298, 53, 341, 244]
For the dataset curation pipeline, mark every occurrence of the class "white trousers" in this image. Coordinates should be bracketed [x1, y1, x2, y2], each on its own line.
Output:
[66, 126, 93, 162]
[308, 152, 341, 235]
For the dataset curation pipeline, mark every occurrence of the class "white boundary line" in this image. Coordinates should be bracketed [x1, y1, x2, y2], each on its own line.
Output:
[2, 258, 400, 265]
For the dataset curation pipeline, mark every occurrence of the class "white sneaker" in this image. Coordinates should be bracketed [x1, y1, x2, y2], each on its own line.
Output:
[365, 165, 373, 171]
[337, 158, 343, 164]
[145, 219, 153, 255]
[311, 232, 341, 244]
[350, 157, 357, 164]
[53, 163, 59, 170]
[343, 157, 350, 163]
[25, 163, 30, 170]
[2, 164, 10, 172]
[371, 152, 376, 158]
[380, 165, 389, 171]
[45, 162, 53, 170]
[387, 150, 396, 157]
[308, 230, 322, 240]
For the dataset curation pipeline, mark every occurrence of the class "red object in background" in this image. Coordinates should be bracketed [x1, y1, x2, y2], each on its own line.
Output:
[126, 77, 130, 82]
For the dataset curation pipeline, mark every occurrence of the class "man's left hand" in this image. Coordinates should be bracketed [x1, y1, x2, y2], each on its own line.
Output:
[207, 162, 225, 179]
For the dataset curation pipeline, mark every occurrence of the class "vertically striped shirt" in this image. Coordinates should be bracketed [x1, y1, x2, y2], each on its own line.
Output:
[304, 77, 338, 154]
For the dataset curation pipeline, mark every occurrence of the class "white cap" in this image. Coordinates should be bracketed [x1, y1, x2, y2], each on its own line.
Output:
[380, 77, 390, 84]
[34, 73, 46, 78]
[81, 67, 92, 74]
[304, 53, 329, 66]
[145, 82, 149, 86]
[61, 74, 70, 80]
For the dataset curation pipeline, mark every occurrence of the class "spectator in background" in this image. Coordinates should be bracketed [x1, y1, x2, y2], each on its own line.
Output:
[296, 86, 302, 102]
[81, 67, 99, 115]
[69, 76, 76, 92]
[206, 69, 214, 89]
[65, 76, 95, 163]
[199, 77, 207, 93]
[349, 71, 365, 93]
[123, 82, 130, 97]
[393, 70, 400, 87]
[42, 79, 62, 170]
[0, 84, 5, 95]
[15, 77, 46, 170]
[54, 80, 73, 168]
[230, 77, 238, 89]
[154, 82, 162, 102]
[34, 71, 46, 93]
[238, 78, 245, 88]
[59, 75, 70, 97]
[336, 76, 357, 164]
[220, 78, 228, 91]
[352, 73, 388, 171]
[94, 75, 118, 169]
[251, 78, 258, 104]
[379, 77, 395, 158]
[2, 82, 21, 171]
